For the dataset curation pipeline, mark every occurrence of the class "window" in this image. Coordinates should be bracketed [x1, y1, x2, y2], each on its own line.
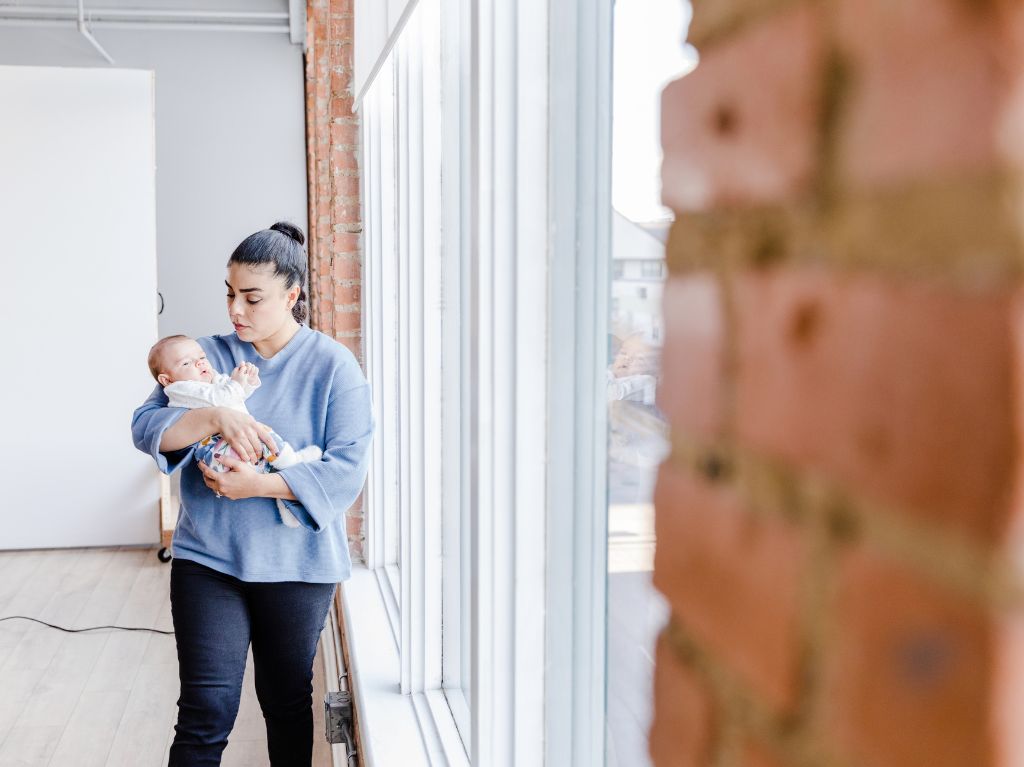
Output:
[363, 35, 402, 630]
[438, 0, 473, 739]
[606, 0, 694, 764]
[361, 0, 471, 753]
[640, 260, 664, 279]
[353, 0, 613, 763]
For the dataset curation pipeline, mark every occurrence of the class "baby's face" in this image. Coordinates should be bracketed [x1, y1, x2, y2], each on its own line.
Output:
[157, 339, 215, 386]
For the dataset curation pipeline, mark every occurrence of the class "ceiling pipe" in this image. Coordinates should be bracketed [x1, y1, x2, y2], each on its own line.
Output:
[0, 6, 289, 21]
[77, 0, 114, 64]
[287, 0, 304, 46]
[0, 18, 290, 34]
[0, 5, 294, 35]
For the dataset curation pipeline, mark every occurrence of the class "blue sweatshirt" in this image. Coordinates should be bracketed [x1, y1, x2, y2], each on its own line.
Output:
[131, 325, 373, 583]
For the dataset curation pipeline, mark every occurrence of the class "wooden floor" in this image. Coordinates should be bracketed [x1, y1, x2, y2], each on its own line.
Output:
[0, 547, 334, 767]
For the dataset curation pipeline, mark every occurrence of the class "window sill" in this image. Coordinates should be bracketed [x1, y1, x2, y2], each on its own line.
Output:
[340, 565, 470, 767]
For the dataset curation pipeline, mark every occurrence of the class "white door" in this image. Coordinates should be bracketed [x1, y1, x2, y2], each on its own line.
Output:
[0, 65, 160, 549]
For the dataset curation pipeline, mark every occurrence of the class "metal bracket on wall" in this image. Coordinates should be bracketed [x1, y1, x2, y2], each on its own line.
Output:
[77, 0, 115, 64]
[287, 0, 306, 48]
[324, 687, 358, 764]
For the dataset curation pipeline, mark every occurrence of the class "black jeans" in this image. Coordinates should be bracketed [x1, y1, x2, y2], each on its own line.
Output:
[168, 558, 336, 767]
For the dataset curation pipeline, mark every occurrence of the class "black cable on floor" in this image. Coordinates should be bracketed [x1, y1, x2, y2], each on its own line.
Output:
[0, 615, 174, 635]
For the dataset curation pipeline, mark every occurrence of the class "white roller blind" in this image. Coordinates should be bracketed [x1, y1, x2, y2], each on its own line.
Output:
[0, 66, 159, 549]
[354, 0, 420, 104]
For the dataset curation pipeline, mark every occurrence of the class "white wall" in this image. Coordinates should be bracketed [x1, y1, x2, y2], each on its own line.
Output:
[0, 66, 159, 548]
[0, 23, 309, 341]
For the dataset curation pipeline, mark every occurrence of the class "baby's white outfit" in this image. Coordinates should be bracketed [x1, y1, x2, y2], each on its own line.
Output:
[164, 373, 258, 414]
[164, 374, 322, 528]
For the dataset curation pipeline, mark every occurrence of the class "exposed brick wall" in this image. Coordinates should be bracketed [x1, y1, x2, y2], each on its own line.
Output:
[652, 1, 1024, 765]
[305, 0, 364, 562]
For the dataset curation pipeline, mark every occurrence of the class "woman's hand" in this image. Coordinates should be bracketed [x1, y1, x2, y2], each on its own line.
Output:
[199, 455, 268, 500]
[213, 408, 277, 463]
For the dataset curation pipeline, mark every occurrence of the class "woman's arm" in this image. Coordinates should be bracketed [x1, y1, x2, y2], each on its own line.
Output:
[158, 408, 221, 452]
[199, 460, 298, 501]
[133, 383, 278, 473]
[131, 385, 194, 475]
[255, 473, 297, 500]
[190, 354, 373, 519]
[273, 381, 374, 532]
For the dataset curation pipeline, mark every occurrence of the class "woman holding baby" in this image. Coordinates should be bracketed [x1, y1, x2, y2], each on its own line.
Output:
[131, 222, 373, 767]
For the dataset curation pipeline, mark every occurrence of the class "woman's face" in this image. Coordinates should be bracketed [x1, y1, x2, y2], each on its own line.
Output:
[225, 262, 300, 344]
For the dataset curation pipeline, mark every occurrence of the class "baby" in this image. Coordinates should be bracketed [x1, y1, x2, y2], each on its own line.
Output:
[148, 334, 321, 528]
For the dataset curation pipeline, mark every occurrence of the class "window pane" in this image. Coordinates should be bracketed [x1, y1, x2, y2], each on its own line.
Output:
[439, 0, 472, 747]
[379, 54, 402, 571]
[607, 1, 696, 765]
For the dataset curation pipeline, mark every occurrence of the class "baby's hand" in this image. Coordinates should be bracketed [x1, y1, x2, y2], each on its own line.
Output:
[243, 362, 260, 386]
[231, 361, 260, 387]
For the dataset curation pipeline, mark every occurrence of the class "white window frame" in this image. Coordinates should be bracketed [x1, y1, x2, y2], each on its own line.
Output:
[364, 51, 402, 638]
[348, 0, 612, 763]
[545, 1, 613, 763]
[439, 0, 473, 741]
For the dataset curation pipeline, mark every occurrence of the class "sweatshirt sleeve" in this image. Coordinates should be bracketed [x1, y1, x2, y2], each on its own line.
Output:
[275, 379, 374, 533]
[131, 383, 195, 475]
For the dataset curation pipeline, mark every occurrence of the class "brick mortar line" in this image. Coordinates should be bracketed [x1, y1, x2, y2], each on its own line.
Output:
[813, 31, 850, 210]
[665, 170, 1024, 285]
[656, 459, 841, 767]
[666, 434, 1022, 608]
[714, 261, 739, 441]
[660, 617, 853, 767]
[790, 491, 837, 765]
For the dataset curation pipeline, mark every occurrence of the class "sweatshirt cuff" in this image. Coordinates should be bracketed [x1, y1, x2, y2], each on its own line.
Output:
[276, 464, 333, 533]
[279, 499, 318, 530]
[150, 408, 195, 475]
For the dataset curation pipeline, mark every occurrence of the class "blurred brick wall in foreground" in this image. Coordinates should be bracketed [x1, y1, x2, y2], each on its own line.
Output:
[651, 1, 1024, 765]
[305, 0, 364, 562]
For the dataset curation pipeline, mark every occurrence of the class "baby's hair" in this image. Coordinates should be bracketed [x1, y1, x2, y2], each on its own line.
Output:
[148, 334, 191, 382]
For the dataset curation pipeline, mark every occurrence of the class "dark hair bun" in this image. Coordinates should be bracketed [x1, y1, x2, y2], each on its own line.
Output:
[270, 221, 305, 247]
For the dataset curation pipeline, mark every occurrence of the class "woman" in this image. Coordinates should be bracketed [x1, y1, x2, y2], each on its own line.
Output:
[131, 222, 373, 767]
